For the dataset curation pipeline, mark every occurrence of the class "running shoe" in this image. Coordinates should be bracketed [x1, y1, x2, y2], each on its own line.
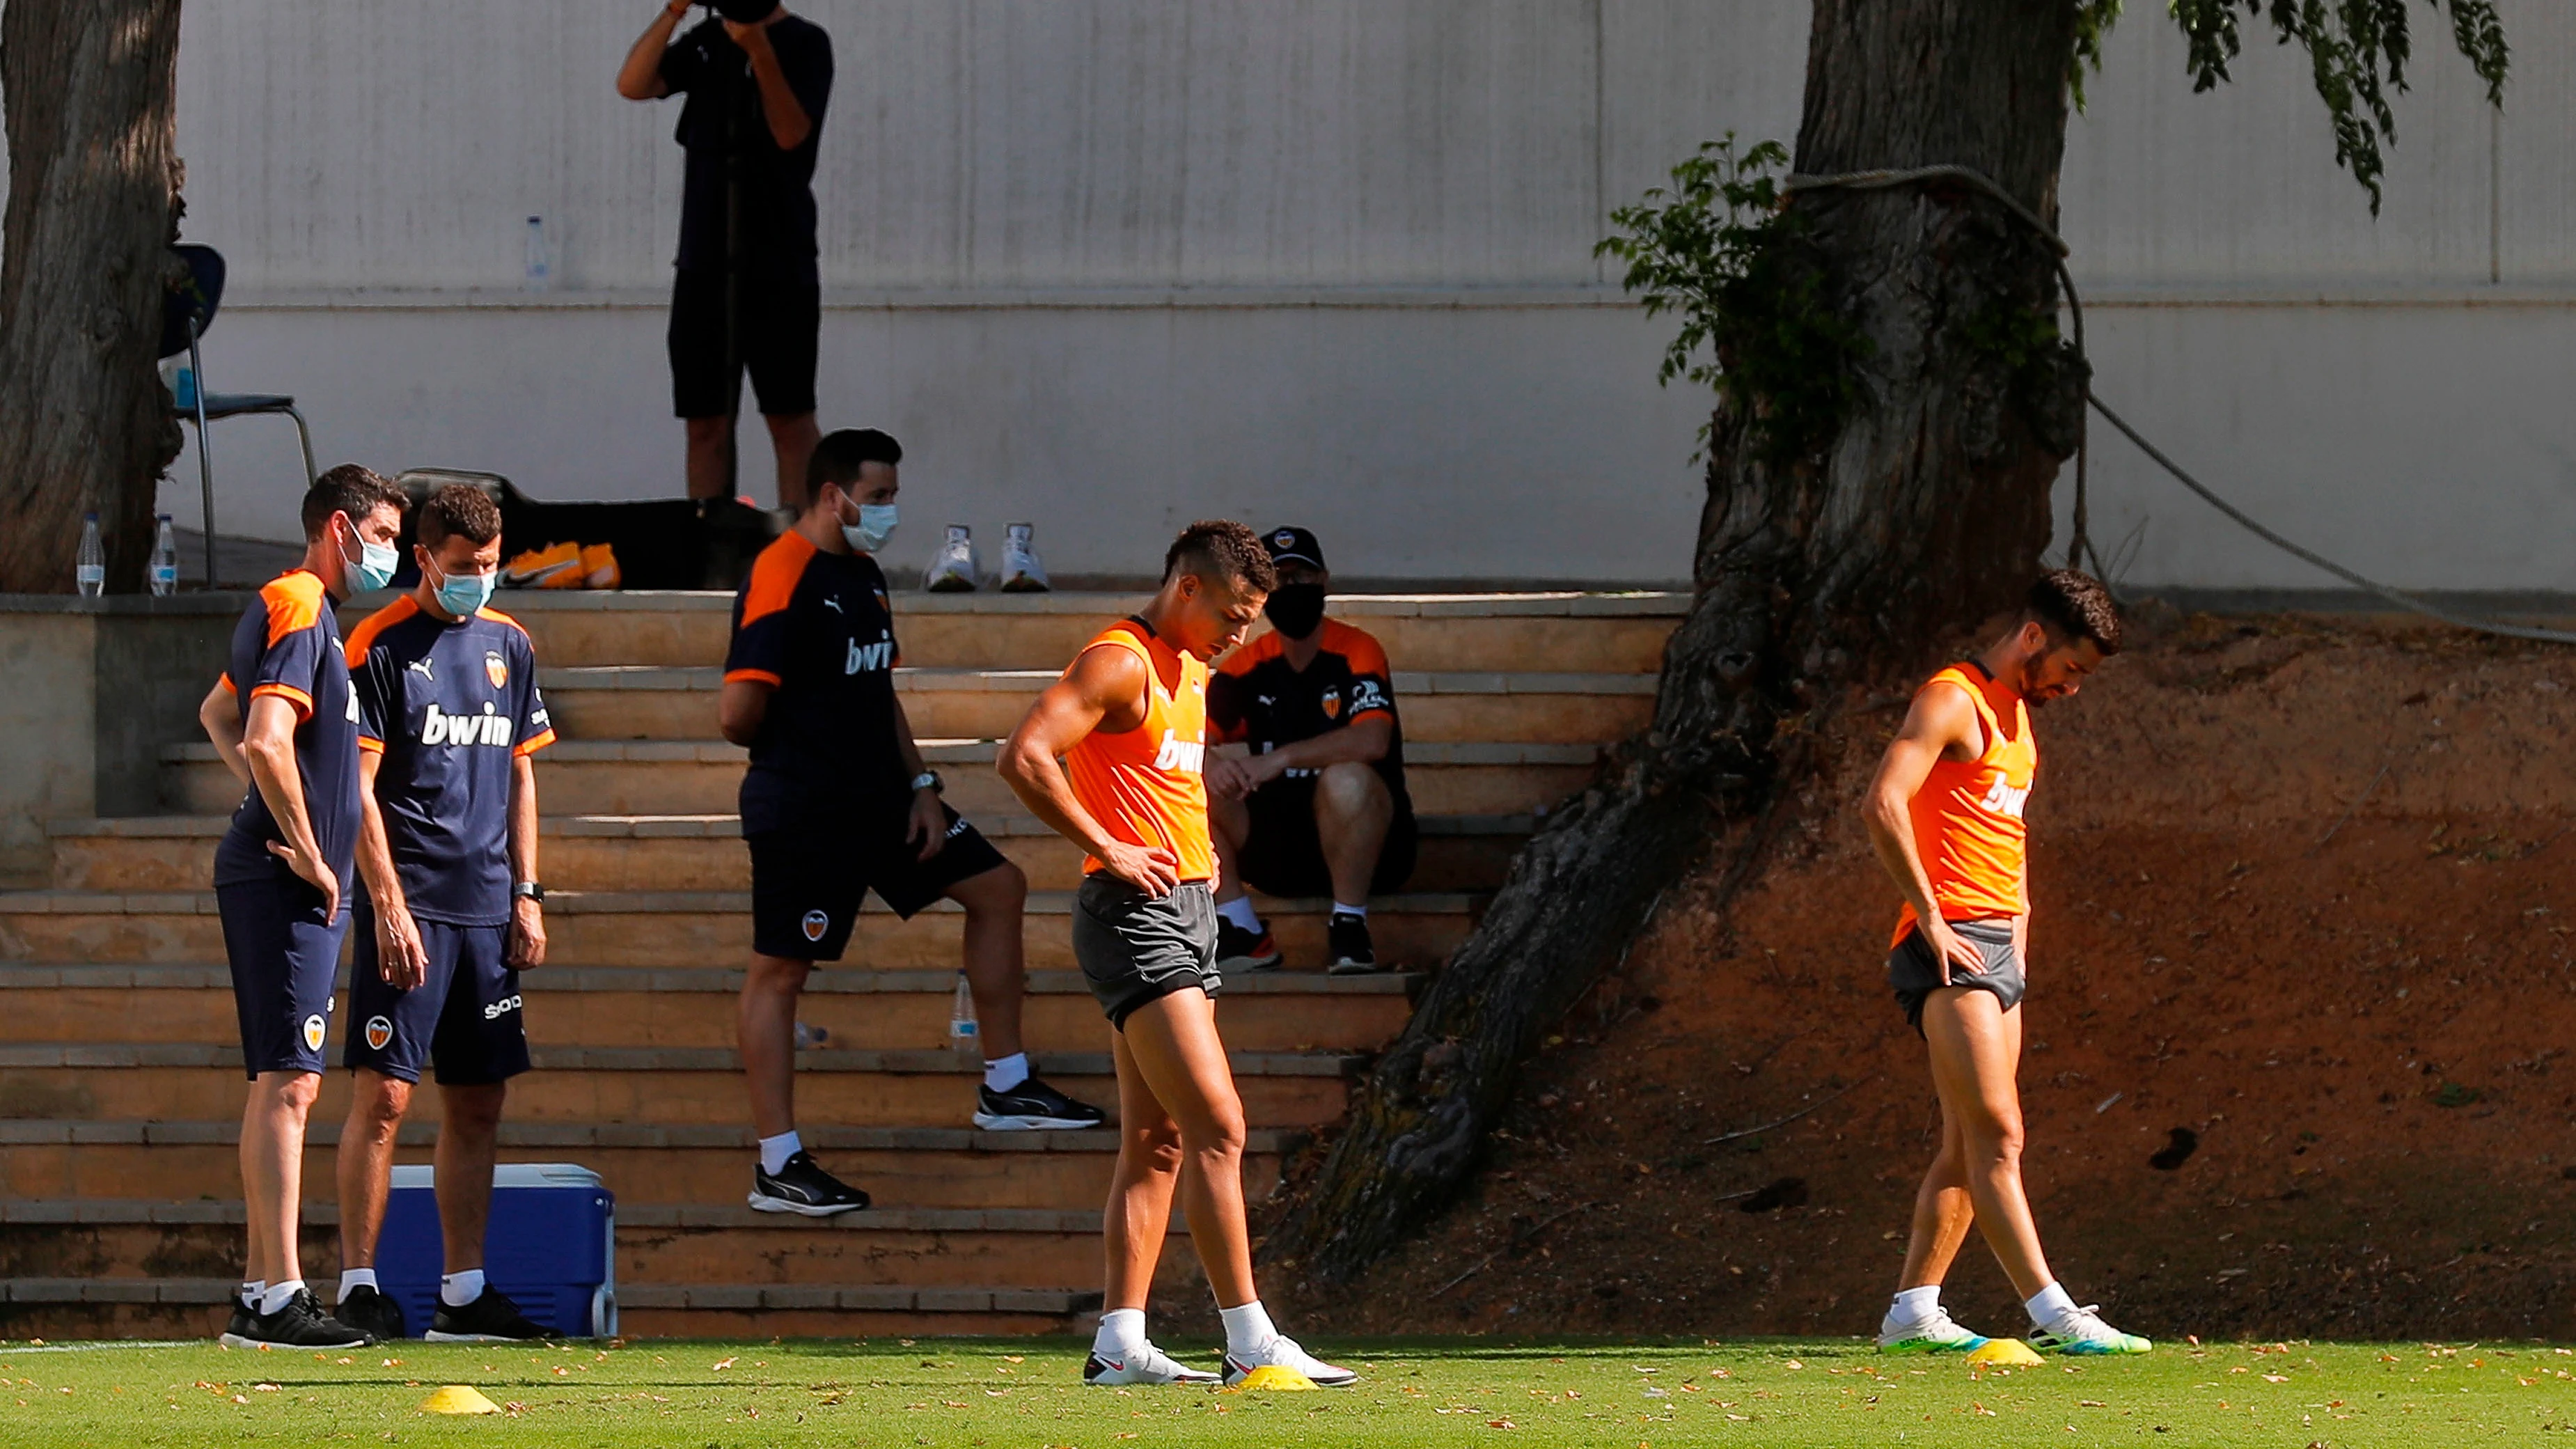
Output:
[748, 1149, 873, 1216]
[336, 1283, 408, 1341]
[975, 1075, 1107, 1131]
[925, 524, 980, 592]
[426, 1285, 551, 1342]
[1222, 1334, 1357, 1388]
[1216, 918, 1281, 971]
[221, 1293, 256, 1346]
[1325, 912, 1377, 974]
[2028, 1306, 2152, 1355]
[1083, 1342, 1222, 1386]
[1876, 1305, 1989, 1354]
[228, 1290, 375, 1349]
[999, 523, 1051, 593]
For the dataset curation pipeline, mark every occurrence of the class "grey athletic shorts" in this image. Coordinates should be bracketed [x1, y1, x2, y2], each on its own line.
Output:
[1888, 917, 2026, 1034]
[1073, 875, 1221, 1031]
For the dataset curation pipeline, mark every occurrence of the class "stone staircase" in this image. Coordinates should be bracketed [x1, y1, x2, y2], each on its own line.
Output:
[0, 588, 1681, 1338]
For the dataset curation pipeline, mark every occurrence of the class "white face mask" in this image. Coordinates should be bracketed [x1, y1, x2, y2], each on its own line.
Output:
[842, 500, 898, 554]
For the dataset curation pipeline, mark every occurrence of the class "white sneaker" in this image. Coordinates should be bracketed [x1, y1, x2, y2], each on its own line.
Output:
[999, 522, 1051, 593]
[925, 524, 980, 592]
[1083, 1340, 1221, 1386]
[1876, 1305, 1990, 1354]
[1222, 1333, 1356, 1388]
[2027, 1305, 2152, 1355]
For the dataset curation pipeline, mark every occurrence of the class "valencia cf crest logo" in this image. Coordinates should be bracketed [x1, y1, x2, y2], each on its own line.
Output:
[1273, 531, 1296, 549]
[1321, 691, 1342, 720]
[484, 650, 508, 689]
[801, 909, 830, 942]
[301, 1013, 327, 1053]
[365, 1015, 394, 1051]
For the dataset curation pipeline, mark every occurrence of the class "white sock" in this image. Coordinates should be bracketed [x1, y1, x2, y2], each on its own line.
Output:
[239, 1278, 265, 1308]
[759, 1130, 803, 1175]
[1884, 1284, 1940, 1332]
[260, 1280, 304, 1316]
[1218, 1299, 1278, 1356]
[441, 1269, 487, 1308]
[982, 1051, 1030, 1092]
[1331, 902, 1367, 919]
[1092, 1307, 1147, 1358]
[2026, 1281, 2078, 1329]
[1216, 897, 1264, 933]
[336, 1267, 378, 1303]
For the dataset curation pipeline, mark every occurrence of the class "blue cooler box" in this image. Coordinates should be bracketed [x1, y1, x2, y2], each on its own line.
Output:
[377, 1163, 616, 1337]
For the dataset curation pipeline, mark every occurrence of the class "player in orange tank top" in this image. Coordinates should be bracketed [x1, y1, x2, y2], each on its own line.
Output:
[1001, 522, 1355, 1389]
[1860, 571, 2151, 1358]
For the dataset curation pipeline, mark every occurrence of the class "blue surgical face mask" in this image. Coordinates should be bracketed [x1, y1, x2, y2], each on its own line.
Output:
[342, 521, 398, 593]
[428, 558, 497, 618]
[845, 501, 898, 554]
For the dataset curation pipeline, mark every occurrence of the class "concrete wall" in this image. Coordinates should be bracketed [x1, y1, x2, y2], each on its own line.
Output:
[15, 1, 2572, 587]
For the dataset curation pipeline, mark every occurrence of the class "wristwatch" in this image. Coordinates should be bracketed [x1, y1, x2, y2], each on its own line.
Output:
[512, 882, 546, 903]
[911, 770, 943, 794]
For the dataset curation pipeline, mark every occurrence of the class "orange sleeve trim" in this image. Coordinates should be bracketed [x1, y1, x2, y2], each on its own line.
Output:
[737, 532, 815, 629]
[249, 682, 314, 721]
[1349, 707, 1396, 726]
[344, 595, 418, 667]
[1329, 621, 1392, 678]
[260, 571, 327, 648]
[724, 668, 783, 687]
[1218, 631, 1280, 676]
[217, 673, 237, 696]
[475, 605, 530, 638]
[513, 728, 557, 758]
[357, 737, 386, 753]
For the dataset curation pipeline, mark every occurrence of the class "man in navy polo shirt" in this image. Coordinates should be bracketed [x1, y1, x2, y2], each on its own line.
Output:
[330, 484, 557, 1342]
[196, 465, 407, 1349]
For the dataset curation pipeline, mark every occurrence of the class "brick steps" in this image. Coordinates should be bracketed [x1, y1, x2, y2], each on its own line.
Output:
[47, 812, 1533, 896]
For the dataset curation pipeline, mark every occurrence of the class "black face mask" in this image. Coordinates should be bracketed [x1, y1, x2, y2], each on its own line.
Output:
[1263, 583, 1327, 640]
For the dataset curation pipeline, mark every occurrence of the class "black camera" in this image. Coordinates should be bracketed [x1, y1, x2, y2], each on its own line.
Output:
[707, 0, 778, 22]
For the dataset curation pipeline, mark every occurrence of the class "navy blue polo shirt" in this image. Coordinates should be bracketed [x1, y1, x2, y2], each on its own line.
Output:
[213, 569, 363, 897]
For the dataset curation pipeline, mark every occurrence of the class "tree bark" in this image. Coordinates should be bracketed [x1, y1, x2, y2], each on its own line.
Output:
[1265, 0, 2084, 1283]
[0, 0, 186, 595]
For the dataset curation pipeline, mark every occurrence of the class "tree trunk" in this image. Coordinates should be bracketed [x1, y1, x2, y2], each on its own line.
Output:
[0, 0, 186, 595]
[1265, 0, 2086, 1283]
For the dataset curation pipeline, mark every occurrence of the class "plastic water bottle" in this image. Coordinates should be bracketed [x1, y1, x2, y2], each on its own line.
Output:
[524, 216, 551, 292]
[950, 972, 979, 1051]
[75, 512, 104, 596]
[150, 515, 178, 595]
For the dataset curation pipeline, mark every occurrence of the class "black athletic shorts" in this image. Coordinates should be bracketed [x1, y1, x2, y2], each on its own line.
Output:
[1237, 776, 1417, 899]
[1888, 917, 2027, 1035]
[668, 267, 819, 418]
[346, 908, 530, 1087]
[748, 804, 1010, 962]
[217, 870, 349, 1079]
[1073, 875, 1219, 1031]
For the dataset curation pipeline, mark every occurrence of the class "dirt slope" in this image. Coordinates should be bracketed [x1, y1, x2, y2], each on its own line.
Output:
[1280, 612, 2576, 1343]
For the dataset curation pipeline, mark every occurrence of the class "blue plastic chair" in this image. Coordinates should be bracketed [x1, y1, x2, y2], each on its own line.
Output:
[163, 244, 317, 585]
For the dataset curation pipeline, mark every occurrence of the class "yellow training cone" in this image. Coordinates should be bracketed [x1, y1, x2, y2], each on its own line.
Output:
[1964, 1338, 2045, 1368]
[1234, 1365, 1319, 1391]
[418, 1384, 503, 1415]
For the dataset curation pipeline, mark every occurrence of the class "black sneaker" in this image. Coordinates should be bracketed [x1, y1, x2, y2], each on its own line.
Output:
[748, 1148, 872, 1216]
[336, 1283, 407, 1340]
[974, 1075, 1108, 1131]
[219, 1293, 256, 1347]
[425, 1285, 551, 1342]
[1216, 918, 1281, 971]
[232, 1290, 375, 1349]
[1326, 912, 1378, 974]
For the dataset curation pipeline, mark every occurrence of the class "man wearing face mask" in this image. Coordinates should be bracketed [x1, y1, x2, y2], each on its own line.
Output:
[328, 484, 556, 1342]
[1204, 527, 1416, 973]
[719, 430, 1104, 1217]
[196, 464, 409, 1349]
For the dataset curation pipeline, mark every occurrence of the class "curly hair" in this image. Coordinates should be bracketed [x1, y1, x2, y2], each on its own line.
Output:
[2026, 568, 2122, 655]
[1163, 519, 1278, 594]
[416, 483, 503, 549]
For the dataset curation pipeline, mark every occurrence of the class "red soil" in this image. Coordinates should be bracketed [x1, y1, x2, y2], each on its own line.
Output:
[1286, 611, 2576, 1343]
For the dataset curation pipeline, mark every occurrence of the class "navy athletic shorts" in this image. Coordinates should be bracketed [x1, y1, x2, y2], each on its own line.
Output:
[218, 871, 349, 1079]
[346, 907, 531, 1087]
[748, 804, 1011, 962]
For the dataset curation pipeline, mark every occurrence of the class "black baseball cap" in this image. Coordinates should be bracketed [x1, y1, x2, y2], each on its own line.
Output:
[1262, 526, 1326, 570]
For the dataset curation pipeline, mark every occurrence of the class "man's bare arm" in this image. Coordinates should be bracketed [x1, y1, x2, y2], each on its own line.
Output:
[730, 19, 812, 149]
[241, 694, 340, 920]
[616, 1, 691, 100]
[1257, 714, 1391, 774]
[1860, 682, 1986, 980]
[354, 749, 427, 989]
[200, 681, 248, 788]
[508, 753, 547, 969]
[997, 645, 1178, 895]
[717, 677, 771, 746]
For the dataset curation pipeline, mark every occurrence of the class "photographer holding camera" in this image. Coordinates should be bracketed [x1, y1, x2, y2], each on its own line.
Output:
[618, 1, 833, 508]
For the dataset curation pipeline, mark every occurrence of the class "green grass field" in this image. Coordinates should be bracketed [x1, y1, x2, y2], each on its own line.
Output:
[0, 1334, 2567, 1446]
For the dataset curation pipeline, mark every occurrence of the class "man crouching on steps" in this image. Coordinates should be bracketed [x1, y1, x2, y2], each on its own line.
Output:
[1000, 520, 1354, 1388]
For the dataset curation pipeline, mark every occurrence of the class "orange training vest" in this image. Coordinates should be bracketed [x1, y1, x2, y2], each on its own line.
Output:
[1892, 663, 2036, 945]
[1062, 618, 1216, 884]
